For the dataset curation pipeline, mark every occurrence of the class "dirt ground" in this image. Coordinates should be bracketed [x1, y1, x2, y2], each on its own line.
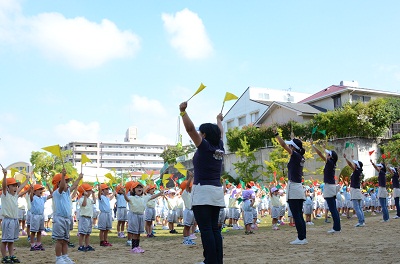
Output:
[10, 213, 400, 264]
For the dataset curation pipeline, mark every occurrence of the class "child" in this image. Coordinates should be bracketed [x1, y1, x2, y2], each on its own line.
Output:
[270, 187, 280, 230]
[52, 169, 83, 264]
[29, 183, 52, 251]
[181, 173, 196, 245]
[97, 183, 114, 247]
[123, 182, 163, 253]
[77, 183, 96, 252]
[164, 189, 179, 234]
[115, 185, 127, 238]
[1, 168, 30, 263]
[242, 187, 255, 234]
[304, 188, 314, 225]
[144, 184, 158, 238]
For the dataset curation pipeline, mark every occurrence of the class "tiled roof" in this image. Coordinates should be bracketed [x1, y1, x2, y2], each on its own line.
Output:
[298, 85, 345, 103]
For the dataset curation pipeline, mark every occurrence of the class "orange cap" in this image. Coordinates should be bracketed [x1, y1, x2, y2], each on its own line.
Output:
[125, 181, 135, 193]
[33, 184, 44, 191]
[52, 173, 71, 186]
[100, 183, 109, 190]
[6, 178, 20, 186]
[131, 181, 143, 190]
[78, 183, 93, 193]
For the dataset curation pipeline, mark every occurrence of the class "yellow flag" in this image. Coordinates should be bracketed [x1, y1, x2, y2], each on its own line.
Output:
[34, 172, 42, 182]
[162, 174, 172, 186]
[174, 162, 187, 177]
[141, 173, 149, 180]
[223, 92, 238, 102]
[79, 178, 83, 185]
[105, 173, 117, 184]
[192, 83, 206, 97]
[81, 154, 92, 165]
[11, 168, 19, 177]
[42, 144, 62, 158]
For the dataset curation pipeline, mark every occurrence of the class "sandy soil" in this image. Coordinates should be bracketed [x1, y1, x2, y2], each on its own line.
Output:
[10, 213, 400, 264]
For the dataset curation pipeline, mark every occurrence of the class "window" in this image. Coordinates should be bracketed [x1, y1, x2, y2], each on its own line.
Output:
[238, 116, 246, 126]
[352, 94, 371, 103]
[227, 120, 234, 130]
[250, 111, 259, 123]
[332, 95, 342, 109]
[258, 93, 269, 100]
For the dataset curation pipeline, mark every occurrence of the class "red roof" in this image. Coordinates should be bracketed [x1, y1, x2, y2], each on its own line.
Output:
[298, 85, 345, 103]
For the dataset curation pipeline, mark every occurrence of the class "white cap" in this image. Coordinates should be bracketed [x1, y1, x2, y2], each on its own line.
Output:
[353, 160, 361, 169]
[376, 163, 384, 168]
[325, 149, 332, 156]
[284, 140, 300, 150]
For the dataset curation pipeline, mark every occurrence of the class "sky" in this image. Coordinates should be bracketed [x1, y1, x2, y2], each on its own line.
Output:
[1, 0, 400, 167]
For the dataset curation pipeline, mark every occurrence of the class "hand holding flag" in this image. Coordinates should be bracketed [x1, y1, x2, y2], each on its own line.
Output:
[187, 83, 206, 102]
[221, 92, 238, 113]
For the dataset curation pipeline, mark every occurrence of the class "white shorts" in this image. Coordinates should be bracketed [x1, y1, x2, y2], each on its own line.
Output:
[30, 214, 45, 233]
[184, 209, 195, 226]
[144, 208, 156, 222]
[117, 207, 128, 221]
[127, 212, 144, 235]
[78, 216, 93, 235]
[167, 210, 177, 223]
[52, 215, 71, 241]
[1, 218, 19, 242]
[18, 209, 26, 221]
[271, 206, 280, 219]
[98, 211, 112, 231]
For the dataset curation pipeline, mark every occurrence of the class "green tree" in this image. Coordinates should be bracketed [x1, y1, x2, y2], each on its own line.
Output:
[160, 143, 196, 165]
[30, 150, 77, 185]
[232, 136, 262, 183]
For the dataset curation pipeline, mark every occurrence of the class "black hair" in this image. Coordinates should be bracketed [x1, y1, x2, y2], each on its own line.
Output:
[380, 163, 387, 173]
[199, 123, 221, 146]
[358, 161, 363, 170]
[330, 150, 338, 164]
[292, 138, 305, 155]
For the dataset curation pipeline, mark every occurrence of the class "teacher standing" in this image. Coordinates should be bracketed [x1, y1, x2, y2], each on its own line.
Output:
[273, 128, 307, 245]
[180, 101, 225, 264]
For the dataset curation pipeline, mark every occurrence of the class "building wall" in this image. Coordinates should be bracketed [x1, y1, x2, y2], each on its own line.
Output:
[65, 141, 166, 173]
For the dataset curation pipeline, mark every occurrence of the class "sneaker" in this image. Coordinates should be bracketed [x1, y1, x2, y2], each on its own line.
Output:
[194, 228, 200, 233]
[68, 242, 75, 248]
[78, 246, 87, 252]
[393, 215, 400, 219]
[189, 234, 197, 240]
[272, 226, 279, 230]
[355, 222, 365, 227]
[85, 245, 95, 251]
[169, 229, 178, 234]
[103, 241, 112, 246]
[55, 257, 67, 264]
[380, 219, 389, 223]
[126, 240, 132, 246]
[1, 256, 12, 264]
[341, 213, 347, 217]
[130, 247, 143, 254]
[162, 226, 169, 230]
[100, 241, 106, 247]
[289, 223, 296, 227]
[280, 221, 286, 225]
[244, 231, 254, 235]
[62, 255, 75, 264]
[290, 238, 308, 245]
[35, 244, 45, 251]
[30, 245, 37, 251]
[9, 256, 20, 263]
[232, 225, 241, 230]
[147, 233, 156, 238]
[21, 230, 27, 236]
[94, 225, 98, 229]
[327, 229, 341, 234]
[183, 239, 196, 245]
[137, 246, 145, 253]
[41, 230, 47, 236]
[306, 222, 314, 225]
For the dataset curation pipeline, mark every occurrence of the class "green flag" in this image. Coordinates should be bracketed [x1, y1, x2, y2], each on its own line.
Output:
[155, 178, 161, 188]
[345, 142, 350, 149]
[311, 126, 318, 135]
[318, 130, 326, 136]
[177, 178, 185, 185]
[237, 197, 243, 204]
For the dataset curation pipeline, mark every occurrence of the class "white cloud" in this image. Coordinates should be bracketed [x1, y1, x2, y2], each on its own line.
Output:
[162, 8, 213, 59]
[130, 95, 167, 116]
[54, 120, 100, 142]
[0, 133, 37, 167]
[0, 0, 141, 69]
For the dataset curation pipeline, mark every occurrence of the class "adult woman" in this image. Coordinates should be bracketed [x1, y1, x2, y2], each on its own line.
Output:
[311, 141, 341, 233]
[343, 154, 365, 227]
[388, 166, 400, 219]
[273, 129, 307, 245]
[179, 101, 225, 264]
[370, 160, 389, 222]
